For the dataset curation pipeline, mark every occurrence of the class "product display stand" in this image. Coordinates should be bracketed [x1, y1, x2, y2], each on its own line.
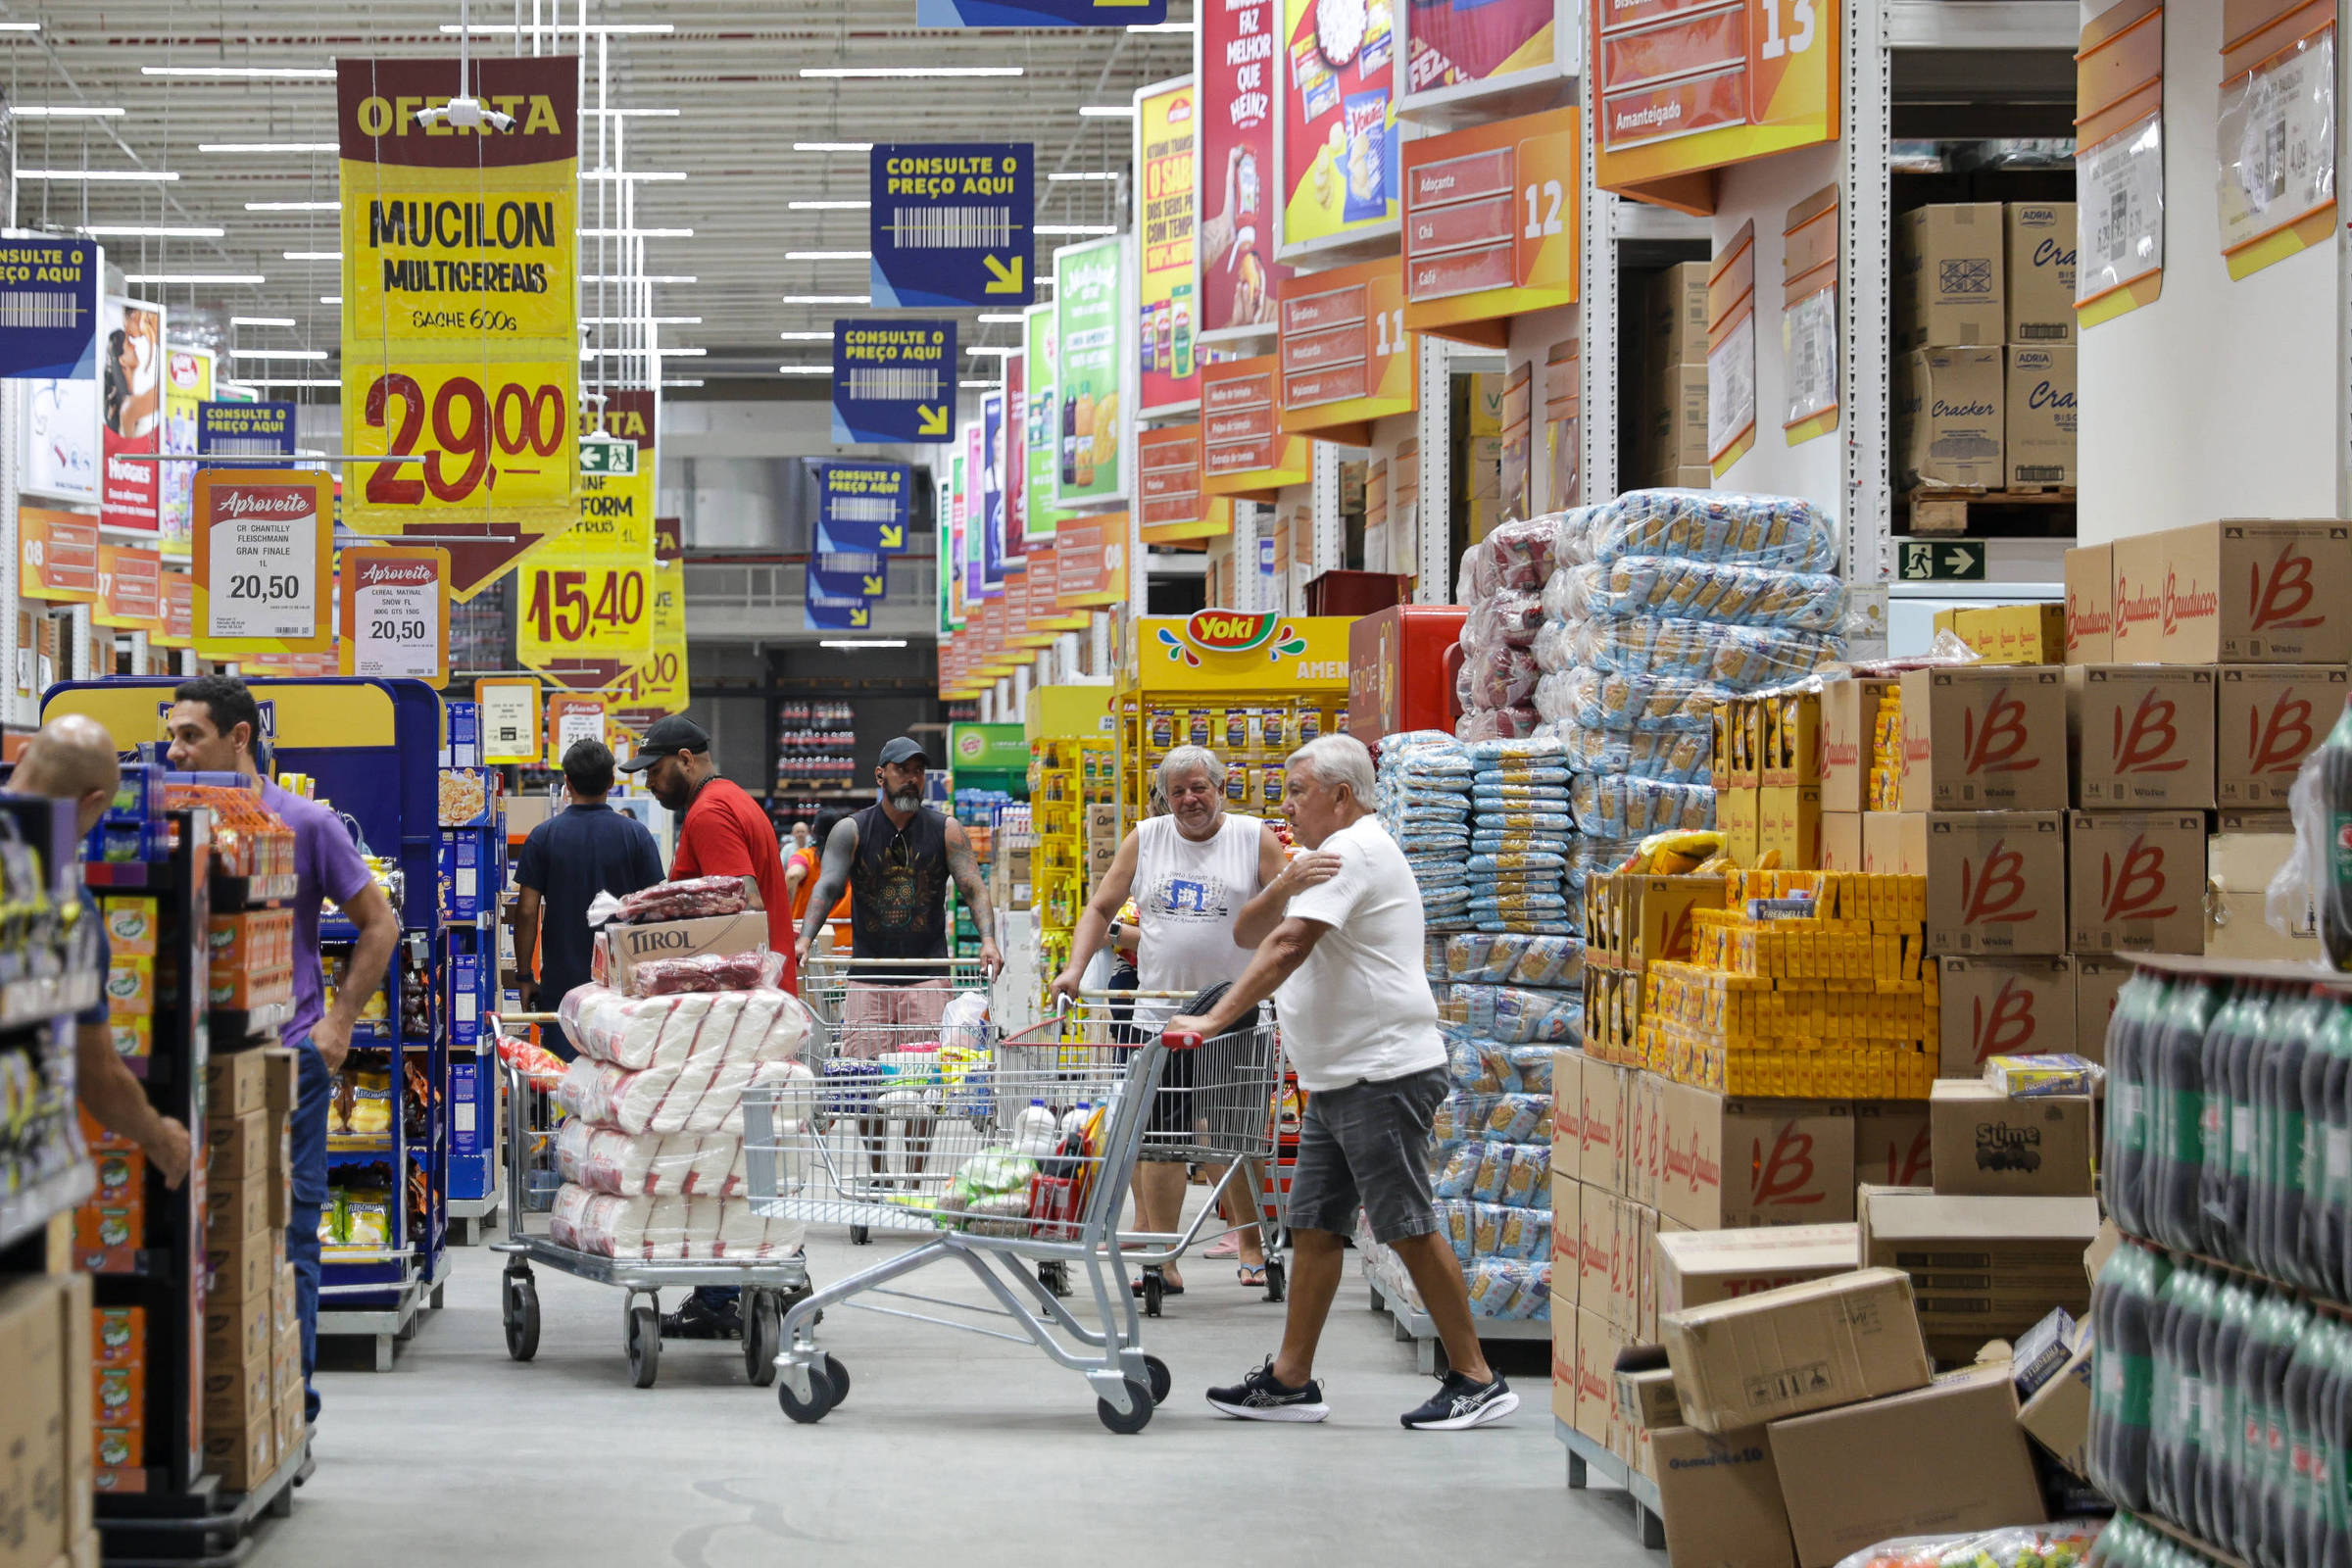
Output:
[0, 790, 103, 1264]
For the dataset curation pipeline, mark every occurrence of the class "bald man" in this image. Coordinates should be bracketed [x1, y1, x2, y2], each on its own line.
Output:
[15, 715, 191, 1188]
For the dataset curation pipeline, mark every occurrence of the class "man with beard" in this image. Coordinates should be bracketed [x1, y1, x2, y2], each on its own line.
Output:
[796, 737, 999, 1185]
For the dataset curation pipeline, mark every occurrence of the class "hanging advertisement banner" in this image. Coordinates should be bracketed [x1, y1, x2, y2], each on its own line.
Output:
[0, 237, 98, 380]
[612, 558, 688, 724]
[1398, 107, 1580, 347]
[1201, 354, 1313, 498]
[869, 143, 1035, 309]
[157, 345, 212, 558]
[812, 460, 913, 553]
[152, 571, 194, 649]
[198, 400, 296, 471]
[980, 391, 1007, 593]
[19, 509, 99, 603]
[1401, 0, 1564, 105]
[1137, 76, 1200, 415]
[2075, 0, 2165, 326]
[1276, 0, 1400, 257]
[1052, 236, 1128, 507]
[1782, 184, 1839, 444]
[832, 319, 956, 443]
[22, 368, 100, 505]
[191, 469, 335, 656]
[1199, 0, 1289, 338]
[2214, 0, 2333, 279]
[339, 547, 450, 685]
[961, 424, 991, 600]
[336, 55, 581, 597]
[1707, 219, 1760, 475]
[476, 677, 542, 764]
[810, 551, 887, 602]
[1589, 0, 1839, 214]
[918, 0, 1165, 23]
[804, 573, 879, 632]
[100, 296, 164, 533]
[947, 447, 968, 629]
[1022, 303, 1071, 541]
[1278, 257, 1417, 444]
[93, 545, 162, 631]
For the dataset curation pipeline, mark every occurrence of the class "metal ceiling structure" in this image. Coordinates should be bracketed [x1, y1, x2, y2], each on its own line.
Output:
[0, 1, 1191, 391]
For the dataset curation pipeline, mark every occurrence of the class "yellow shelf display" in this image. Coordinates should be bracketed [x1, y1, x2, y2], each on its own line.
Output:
[1024, 684, 1119, 1003]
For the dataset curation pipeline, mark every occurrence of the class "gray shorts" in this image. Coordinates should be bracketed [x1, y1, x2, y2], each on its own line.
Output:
[1286, 1067, 1450, 1246]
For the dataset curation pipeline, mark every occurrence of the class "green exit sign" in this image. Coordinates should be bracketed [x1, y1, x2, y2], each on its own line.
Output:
[580, 437, 637, 477]
[1898, 540, 1986, 581]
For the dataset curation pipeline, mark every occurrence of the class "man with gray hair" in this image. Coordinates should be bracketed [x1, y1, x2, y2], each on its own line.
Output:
[1171, 732, 1516, 1430]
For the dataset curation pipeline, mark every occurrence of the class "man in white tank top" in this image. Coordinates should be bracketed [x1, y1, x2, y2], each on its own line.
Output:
[1051, 745, 1290, 1289]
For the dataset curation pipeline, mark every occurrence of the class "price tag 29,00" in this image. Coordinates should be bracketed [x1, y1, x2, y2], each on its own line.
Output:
[339, 547, 450, 685]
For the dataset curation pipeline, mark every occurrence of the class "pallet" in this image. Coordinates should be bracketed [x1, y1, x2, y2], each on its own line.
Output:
[1557, 1419, 1667, 1550]
[1901, 484, 2077, 538]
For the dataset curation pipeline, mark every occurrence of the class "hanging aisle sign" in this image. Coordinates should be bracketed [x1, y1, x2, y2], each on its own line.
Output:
[339, 547, 450, 684]
[1136, 77, 1200, 416]
[1022, 303, 1072, 541]
[198, 401, 295, 469]
[918, 0, 1165, 24]
[1782, 184, 1838, 445]
[1278, 256, 1417, 444]
[93, 546, 162, 631]
[812, 461, 913, 553]
[547, 694, 605, 769]
[1398, 106, 1580, 347]
[336, 56, 581, 597]
[100, 297, 165, 533]
[191, 469, 335, 656]
[516, 548, 656, 666]
[612, 556, 688, 725]
[2214, 0, 2333, 279]
[571, 390, 657, 560]
[1201, 354, 1312, 498]
[158, 346, 212, 558]
[153, 572, 194, 649]
[2075, 0, 2164, 325]
[832, 319, 956, 443]
[18, 509, 99, 604]
[1139, 423, 1232, 544]
[0, 238, 98, 380]
[869, 144, 1035, 309]
[1707, 219, 1760, 476]
[980, 391, 1007, 591]
[1199, 0, 1290, 338]
[1051, 236, 1129, 507]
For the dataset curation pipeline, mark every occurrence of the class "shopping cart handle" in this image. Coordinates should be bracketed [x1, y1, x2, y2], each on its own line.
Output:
[1162, 1030, 1204, 1052]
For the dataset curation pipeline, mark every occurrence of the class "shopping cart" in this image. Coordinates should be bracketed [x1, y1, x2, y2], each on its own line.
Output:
[738, 1008, 1286, 1433]
[484, 1013, 814, 1390]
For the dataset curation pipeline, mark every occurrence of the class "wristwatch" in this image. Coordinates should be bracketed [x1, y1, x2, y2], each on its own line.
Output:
[1107, 919, 1124, 943]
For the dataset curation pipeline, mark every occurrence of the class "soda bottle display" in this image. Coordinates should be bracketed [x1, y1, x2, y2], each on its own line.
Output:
[2149, 1261, 2202, 1525]
[2200, 1278, 2257, 1550]
[2257, 989, 2322, 1288]
[2320, 695, 2352, 971]
[2320, 1315, 2352, 1568]
[2093, 1240, 2171, 1512]
[2305, 1000, 2352, 1303]
[2108, 971, 2169, 1241]
[2198, 985, 2256, 1256]
[2153, 979, 2222, 1254]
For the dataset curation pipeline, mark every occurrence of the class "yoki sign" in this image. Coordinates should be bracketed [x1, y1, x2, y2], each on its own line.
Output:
[1135, 613, 1353, 693]
[1164, 610, 1309, 662]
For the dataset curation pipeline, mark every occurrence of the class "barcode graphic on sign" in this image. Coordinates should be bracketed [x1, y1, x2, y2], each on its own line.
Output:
[829, 497, 898, 522]
[206, 435, 285, 457]
[2262, 119, 2288, 202]
[2103, 186, 2130, 253]
[843, 368, 941, 401]
[887, 206, 1013, 250]
[0, 290, 79, 329]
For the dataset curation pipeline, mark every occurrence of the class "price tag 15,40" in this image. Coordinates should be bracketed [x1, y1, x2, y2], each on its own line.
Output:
[339, 547, 450, 685]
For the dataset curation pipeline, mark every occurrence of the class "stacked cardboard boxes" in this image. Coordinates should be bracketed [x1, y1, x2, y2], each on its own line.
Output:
[1, 1272, 96, 1568]
[200, 1046, 303, 1492]
[1632, 262, 1710, 491]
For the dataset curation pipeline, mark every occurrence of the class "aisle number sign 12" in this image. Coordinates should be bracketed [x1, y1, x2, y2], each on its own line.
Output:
[191, 470, 335, 656]
[339, 547, 450, 685]
[1398, 107, 1580, 346]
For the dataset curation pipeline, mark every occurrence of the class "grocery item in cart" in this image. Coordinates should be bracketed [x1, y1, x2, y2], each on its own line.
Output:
[560, 984, 813, 1071]
[610, 874, 754, 924]
[631, 949, 784, 995]
[549, 1180, 804, 1259]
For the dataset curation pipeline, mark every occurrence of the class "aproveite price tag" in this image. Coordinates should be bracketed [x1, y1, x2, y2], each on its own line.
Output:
[340, 546, 450, 684]
[192, 469, 335, 654]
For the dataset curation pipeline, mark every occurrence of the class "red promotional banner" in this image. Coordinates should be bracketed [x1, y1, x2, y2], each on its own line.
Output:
[1199, 0, 1290, 337]
[1405, 0, 1560, 98]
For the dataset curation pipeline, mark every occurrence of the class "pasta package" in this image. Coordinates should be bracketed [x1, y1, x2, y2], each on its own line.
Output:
[1551, 557, 1847, 630]
[1536, 667, 1728, 732]
[1557, 721, 1713, 786]
[1569, 614, 1844, 689]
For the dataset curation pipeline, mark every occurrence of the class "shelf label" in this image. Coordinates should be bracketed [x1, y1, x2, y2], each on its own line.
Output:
[1200, 356, 1311, 497]
[547, 694, 604, 770]
[192, 469, 333, 654]
[1278, 257, 1414, 436]
[340, 547, 450, 685]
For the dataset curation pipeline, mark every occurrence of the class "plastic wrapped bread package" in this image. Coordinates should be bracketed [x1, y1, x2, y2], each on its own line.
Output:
[1534, 667, 1728, 733]
[1548, 556, 1847, 631]
[1573, 488, 1837, 570]
[1566, 613, 1844, 689]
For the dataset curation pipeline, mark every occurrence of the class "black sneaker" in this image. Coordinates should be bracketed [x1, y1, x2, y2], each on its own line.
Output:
[1401, 1371, 1519, 1430]
[1205, 1358, 1330, 1423]
[660, 1294, 742, 1341]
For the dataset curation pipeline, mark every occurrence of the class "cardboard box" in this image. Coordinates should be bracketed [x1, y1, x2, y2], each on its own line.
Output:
[1896, 348, 2004, 490]
[261, 1047, 299, 1116]
[2071, 956, 2130, 1066]
[1819, 811, 1863, 872]
[2004, 202, 2077, 345]
[1631, 1201, 1660, 1342]
[1652, 1425, 1797, 1568]
[2161, 519, 2352, 664]
[595, 907, 769, 994]
[1625, 1071, 1663, 1211]
[1657, 1082, 1856, 1231]
[202, 1293, 271, 1373]
[1862, 811, 1928, 876]
[0, 1278, 69, 1568]
[205, 1179, 270, 1250]
[1898, 665, 2068, 811]
[205, 1230, 281, 1304]
[1581, 1062, 1626, 1193]
[1720, 785, 1761, 865]
[1955, 604, 2066, 665]
[207, 1109, 269, 1185]
[1579, 1184, 1622, 1316]
[1550, 1174, 1583, 1309]
[1858, 1188, 2102, 1347]
[1652, 1224, 1860, 1318]
[2070, 664, 2216, 808]
[2016, 1331, 2095, 1477]
[275, 1388, 305, 1471]
[58, 1274, 89, 1544]
[1937, 956, 2076, 1076]
[200, 1422, 274, 1493]
[1662, 1267, 1931, 1435]
[2067, 809, 2207, 955]
[2207, 814, 2316, 961]
[201, 1353, 273, 1433]
[207, 1049, 268, 1121]
[1762, 691, 1823, 789]
[2004, 346, 2076, 488]
[1852, 1102, 1934, 1189]
[1897, 203, 2005, 351]
[2216, 664, 2346, 806]
[2109, 527, 2168, 661]
[1575, 1307, 1626, 1447]
[1820, 679, 1895, 813]
[1757, 786, 1823, 870]
[1645, 261, 1711, 372]
[1929, 1081, 2095, 1198]
[1619, 1364, 1685, 1432]
[1551, 1313, 1578, 1426]
[1923, 812, 2068, 956]
[1644, 366, 1710, 469]
[2063, 544, 2115, 662]
[1768, 1364, 2047, 1568]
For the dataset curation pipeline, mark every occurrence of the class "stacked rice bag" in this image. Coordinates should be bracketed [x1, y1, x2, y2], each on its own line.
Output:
[1374, 731, 1476, 933]
[1464, 735, 1575, 935]
[1451, 518, 1559, 741]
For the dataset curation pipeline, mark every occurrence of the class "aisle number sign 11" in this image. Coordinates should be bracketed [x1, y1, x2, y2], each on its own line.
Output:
[339, 547, 450, 686]
[191, 470, 335, 656]
[1398, 107, 1580, 346]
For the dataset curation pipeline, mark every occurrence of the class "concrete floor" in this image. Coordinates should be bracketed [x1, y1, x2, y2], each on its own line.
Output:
[258, 1208, 1660, 1568]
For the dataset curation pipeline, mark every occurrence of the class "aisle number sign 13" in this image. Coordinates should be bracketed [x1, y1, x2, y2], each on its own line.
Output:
[339, 547, 450, 685]
[191, 469, 335, 656]
[516, 552, 655, 664]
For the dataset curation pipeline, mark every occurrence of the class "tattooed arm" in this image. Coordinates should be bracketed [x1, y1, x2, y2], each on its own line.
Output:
[944, 816, 1001, 976]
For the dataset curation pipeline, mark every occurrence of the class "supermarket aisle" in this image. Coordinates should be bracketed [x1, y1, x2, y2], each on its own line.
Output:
[252, 1217, 1655, 1568]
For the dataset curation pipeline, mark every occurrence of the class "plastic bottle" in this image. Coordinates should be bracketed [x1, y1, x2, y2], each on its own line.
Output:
[2199, 985, 2254, 1257]
[2154, 979, 2221, 1254]
[1057, 1101, 1093, 1143]
[2284, 1310, 2329, 1568]
[2319, 1316, 2352, 1568]
[2259, 990, 2320, 1287]
[2148, 1261, 2195, 1523]
[1012, 1099, 1058, 1157]
[2305, 999, 2352, 1303]
[2320, 695, 2352, 970]
[2239, 1291, 2302, 1566]
[2094, 1241, 2169, 1512]
[2202, 1278, 2254, 1549]
[2108, 972, 2167, 1242]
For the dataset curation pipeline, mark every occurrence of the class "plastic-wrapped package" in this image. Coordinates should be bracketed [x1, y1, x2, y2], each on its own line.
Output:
[1509, 935, 1585, 987]
[1460, 589, 1545, 651]
[1463, 986, 1581, 1044]
[1536, 667, 1728, 732]
[631, 948, 785, 995]
[1456, 515, 1563, 599]
[1467, 850, 1567, 873]
[1564, 836, 1640, 895]
[1506, 1046, 1556, 1093]
[1467, 737, 1567, 766]
[1824, 1523, 2101, 1568]
[1468, 836, 1573, 857]
[1570, 774, 1718, 838]
[1551, 556, 1847, 631]
[1456, 705, 1542, 742]
[1467, 809, 1574, 835]
[561, 984, 814, 1070]
[1558, 721, 1713, 786]
[1569, 613, 1844, 688]
[1584, 488, 1837, 570]
[1454, 643, 1541, 710]
[611, 874, 750, 925]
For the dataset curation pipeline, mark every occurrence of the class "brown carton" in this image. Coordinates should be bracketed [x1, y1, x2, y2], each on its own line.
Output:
[1657, 1082, 1855, 1232]
[1858, 1188, 2102, 1348]
[1661, 1267, 1932, 1435]
[2208, 813, 2317, 962]
[1898, 665, 2068, 811]
[2016, 1331, 2095, 1477]
[1896, 203, 2005, 351]
[1652, 1223, 1860, 1317]
[1862, 811, 1928, 876]
[1575, 1306, 1627, 1447]
[1626, 1070, 1664, 1211]
[1644, 366, 1710, 469]
[1768, 1364, 2047, 1568]
[2063, 544, 2115, 662]
[2110, 528, 2169, 661]
[1937, 956, 2076, 1076]
[2071, 956, 2130, 1066]
[1720, 784, 1761, 865]
[1652, 1425, 1798, 1568]
[1896, 348, 2004, 491]
[200, 1423, 274, 1493]
[1580, 1062, 1627, 1194]
[2162, 519, 2352, 664]
[1758, 786, 1823, 870]
[1551, 1049, 1586, 1168]
[1644, 261, 1711, 373]
[1923, 812, 2068, 957]
[1852, 1102, 1935, 1189]
[2070, 664, 2217, 808]
[595, 908, 769, 995]
[1550, 1173, 1582, 1311]
[2004, 202, 2077, 346]
[207, 1049, 268, 1121]
[1620, 1365, 1684, 1432]
[2004, 346, 2076, 488]
[1551, 1314, 1578, 1426]
[0, 1278, 69, 1568]
[1761, 690, 1823, 788]
[205, 1232, 282, 1305]
[202, 1293, 271, 1373]
[261, 1046, 298, 1116]
[200, 1353, 273, 1433]
[59, 1274, 89, 1543]
[1580, 1184, 1623, 1315]
[204, 1179, 270, 1251]
[1819, 811, 1863, 873]
[2067, 809, 2207, 956]
[207, 1109, 270, 1185]
[1928, 1081, 2095, 1198]
[1820, 678, 1895, 813]
[1955, 603, 2066, 665]
[2216, 664, 2345, 806]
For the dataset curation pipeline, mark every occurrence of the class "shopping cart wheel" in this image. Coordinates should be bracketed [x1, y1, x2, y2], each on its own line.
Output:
[1142, 1354, 1171, 1405]
[502, 1270, 539, 1362]
[1038, 1260, 1070, 1298]
[1141, 1269, 1164, 1318]
[777, 1363, 836, 1424]
[822, 1354, 851, 1405]
[626, 1304, 661, 1389]
[850, 1224, 871, 1246]
[1264, 1257, 1287, 1303]
[1096, 1378, 1156, 1434]
[744, 1293, 781, 1387]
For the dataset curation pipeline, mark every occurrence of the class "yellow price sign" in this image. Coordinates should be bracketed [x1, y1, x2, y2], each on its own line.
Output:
[516, 556, 654, 664]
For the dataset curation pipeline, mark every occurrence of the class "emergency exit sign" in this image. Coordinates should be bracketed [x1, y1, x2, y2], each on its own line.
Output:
[1899, 540, 1986, 581]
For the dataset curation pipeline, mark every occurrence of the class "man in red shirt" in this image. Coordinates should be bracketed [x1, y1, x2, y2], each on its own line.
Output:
[620, 715, 791, 952]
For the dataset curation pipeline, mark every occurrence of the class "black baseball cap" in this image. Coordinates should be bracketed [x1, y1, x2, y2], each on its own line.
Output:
[877, 736, 930, 767]
[618, 714, 710, 771]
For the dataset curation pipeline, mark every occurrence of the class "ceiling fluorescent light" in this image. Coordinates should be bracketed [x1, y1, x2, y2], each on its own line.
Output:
[794, 141, 871, 152]
[1077, 105, 1136, 117]
[778, 331, 833, 341]
[976, 313, 1024, 323]
[140, 66, 336, 79]
[281, 251, 341, 261]
[19, 169, 176, 181]
[124, 272, 265, 284]
[230, 348, 328, 361]
[230, 316, 296, 326]
[0, 24, 42, 32]
[581, 346, 705, 357]
[801, 66, 1020, 77]
[782, 294, 867, 304]
[662, 378, 704, 388]
[785, 250, 870, 261]
[200, 141, 336, 152]
[583, 108, 680, 118]
[79, 224, 223, 238]
[966, 346, 1015, 357]
[1037, 223, 1116, 235]
[1049, 172, 1120, 181]
[245, 200, 338, 211]
[788, 200, 869, 210]
[777, 366, 831, 375]
[13, 106, 124, 118]
[580, 227, 693, 238]
[958, 379, 1000, 388]
[586, 273, 697, 283]
[234, 377, 338, 387]
[820, 639, 907, 649]
[1127, 20, 1194, 30]
[319, 294, 342, 304]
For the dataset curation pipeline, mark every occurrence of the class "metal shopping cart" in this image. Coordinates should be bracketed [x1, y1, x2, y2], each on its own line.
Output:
[484, 1013, 814, 1389]
[738, 1005, 1286, 1433]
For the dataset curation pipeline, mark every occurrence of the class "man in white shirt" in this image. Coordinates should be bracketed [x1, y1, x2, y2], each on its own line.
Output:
[1168, 734, 1516, 1431]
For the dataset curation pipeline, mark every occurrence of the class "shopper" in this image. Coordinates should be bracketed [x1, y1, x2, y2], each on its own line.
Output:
[513, 739, 662, 1058]
[1171, 733, 1516, 1431]
[794, 737, 1000, 1181]
[14, 715, 191, 1190]
[166, 674, 399, 1426]
[1049, 745, 1278, 1290]
[788, 820, 811, 854]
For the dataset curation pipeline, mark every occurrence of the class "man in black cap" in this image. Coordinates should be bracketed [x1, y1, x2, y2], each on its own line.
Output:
[798, 736, 999, 1180]
[514, 738, 663, 1058]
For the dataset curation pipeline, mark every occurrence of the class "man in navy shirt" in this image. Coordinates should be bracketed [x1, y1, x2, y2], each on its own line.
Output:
[514, 739, 662, 1056]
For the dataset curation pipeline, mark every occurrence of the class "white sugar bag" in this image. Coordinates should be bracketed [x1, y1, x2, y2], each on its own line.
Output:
[720, 1059, 805, 1135]
[722, 989, 787, 1062]
[690, 1053, 760, 1134]
[647, 993, 714, 1071]
[593, 990, 672, 1070]
[550, 1181, 596, 1249]
[653, 995, 742, 1133]
[762, 1210, 806, 1254]
[680, 1133, 735, 1196]
[673, 1194, 720, 1259]
[555, 1117, 595, 1185]
[604, 1064, 680, 1136]
[555, 1057, 626, 1124]
[638, 1193, 688, 1259]
[713, 1200, 769, 1257]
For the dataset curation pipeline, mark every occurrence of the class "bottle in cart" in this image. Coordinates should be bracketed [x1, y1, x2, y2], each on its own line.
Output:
[1013, 1099, 1058, 1156]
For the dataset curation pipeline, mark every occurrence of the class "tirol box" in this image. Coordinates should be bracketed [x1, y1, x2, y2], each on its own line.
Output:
[1937, 956, 2076, 1077]
[1820, 677, 1895, 813]
[1928, 1081, 2095, 1198]
[1649, 1424, 1798, 1568]
[1656, 1081, 1855, 1232]
[1895, 203, 2004, 352]
[1895, 347, 2003, 491]
[1923, 811, 2067, 957]
[2216, 664, 2345, 806]
[1768, 1364, 2047, 1568]
[1852, 1102, 1933, 1189]
[2063, 544, 2115, 662]
[595, 907, 768, 995]
[1897, 664, 2067, 811]
[2071, 956, 2130, 1066]
[2069, 665, 2216, 808]
[1660, 1267, 1932, 1435]
[2160, 519, 2352, 664]
[2066, 809, 2207, 956]
[1651, 1223, 1859, 1318]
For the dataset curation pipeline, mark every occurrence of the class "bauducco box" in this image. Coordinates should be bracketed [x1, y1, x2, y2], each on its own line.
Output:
[1657, 1081, 1855, 1232]
[1652, 1223, 1859, 1317]
[2216, 664, 2346, 806]
[2109, 528, 2169, 661]
[2161, 519, 2352, 664]
[1923, 811, 2067, 957]
[2069, 664, 2216, 808]
[1852, 1102, 1934, 1188]
[1820, 678, 1895, 814]
[1661, 1267, 1932, 1434]
[2067, 809, 2207, 956]
[1897, 665, 2067, 811]
[1936, 956, 2076, 1076]
[2063, 544, 2114, 662]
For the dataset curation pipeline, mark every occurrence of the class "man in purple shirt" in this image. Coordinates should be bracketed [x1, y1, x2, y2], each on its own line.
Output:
[167, 675, 399, 1427]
